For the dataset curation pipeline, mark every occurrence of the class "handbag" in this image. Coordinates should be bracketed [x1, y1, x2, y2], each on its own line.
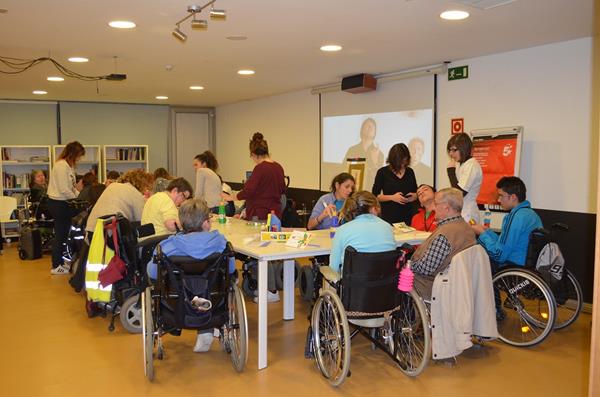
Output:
[98, 218, 127, 288]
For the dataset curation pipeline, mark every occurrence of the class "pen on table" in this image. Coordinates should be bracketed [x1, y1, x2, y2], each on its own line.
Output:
[307, 243, 320, 247]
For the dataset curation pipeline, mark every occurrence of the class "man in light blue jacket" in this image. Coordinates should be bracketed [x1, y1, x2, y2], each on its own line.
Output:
[471, 176, 542, 267]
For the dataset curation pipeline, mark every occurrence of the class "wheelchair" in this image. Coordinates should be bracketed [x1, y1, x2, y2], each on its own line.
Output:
[305, 247, 431, 386]
[492, 223, 583, 347]
[141, 243, 248, 381]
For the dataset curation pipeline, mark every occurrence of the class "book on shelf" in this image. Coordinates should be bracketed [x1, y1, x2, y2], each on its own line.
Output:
[114, 147, 145, 161]
[2, 172, 30, 189]
[2, 148, 11, 161]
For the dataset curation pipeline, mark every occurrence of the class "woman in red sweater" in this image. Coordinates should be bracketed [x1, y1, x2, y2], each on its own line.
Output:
[224, 132, 286, 221]
[411, 184, 437, 232]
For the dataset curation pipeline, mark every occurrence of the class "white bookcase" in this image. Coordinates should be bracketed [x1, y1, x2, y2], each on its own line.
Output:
[0, 145, 52, 239]
[103, 145, 149, 180]
[53, 144, 102, 182]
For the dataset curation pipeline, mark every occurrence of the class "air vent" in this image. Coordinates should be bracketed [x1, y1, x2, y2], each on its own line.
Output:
[454, 0, 516, 10]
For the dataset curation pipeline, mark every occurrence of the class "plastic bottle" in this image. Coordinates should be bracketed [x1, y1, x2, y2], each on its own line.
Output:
[218, 201, 226, 224]
[270, 210, 281, 232]
[329, 214, 339, 239]
[398, 262, 414, 292]
[483, 205, 492, 229]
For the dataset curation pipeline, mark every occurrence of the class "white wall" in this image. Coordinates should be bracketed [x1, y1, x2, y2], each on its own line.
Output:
[437, 37, 594, 213]
[215, 89, 319, 188]
[0, 101, 57, 144]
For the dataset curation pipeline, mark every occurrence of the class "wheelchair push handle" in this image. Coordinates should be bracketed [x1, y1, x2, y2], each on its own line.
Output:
[551, 222, 568, 232]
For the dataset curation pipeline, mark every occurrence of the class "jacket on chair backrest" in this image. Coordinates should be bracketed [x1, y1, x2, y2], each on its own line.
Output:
[430, 245, 498, 360]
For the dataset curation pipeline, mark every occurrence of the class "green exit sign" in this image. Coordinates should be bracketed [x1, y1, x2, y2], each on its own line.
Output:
[448, 65, 469, 81]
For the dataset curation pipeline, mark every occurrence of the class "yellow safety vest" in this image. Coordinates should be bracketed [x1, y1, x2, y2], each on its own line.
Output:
[85, 219, 115, 302]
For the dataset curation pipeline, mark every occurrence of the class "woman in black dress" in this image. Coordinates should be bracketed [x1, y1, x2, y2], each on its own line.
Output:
[372, 143, 418, 225]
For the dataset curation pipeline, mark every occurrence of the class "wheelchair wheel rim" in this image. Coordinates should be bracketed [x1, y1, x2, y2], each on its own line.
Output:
[228, 284, 248, 372]
[554, 270, 583, 330]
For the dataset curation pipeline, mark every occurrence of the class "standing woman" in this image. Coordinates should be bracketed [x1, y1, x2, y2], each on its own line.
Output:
[372, 143, 418, 225]
[446, 133, 482, 224]
[223, 133, 286, 220]
[307, 173, 355, 230]
[47, 141, 85, 275]
[193, 151, 222, 212]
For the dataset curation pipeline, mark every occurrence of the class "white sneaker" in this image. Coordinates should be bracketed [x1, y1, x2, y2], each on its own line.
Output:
[63, 262, 71, 271]
[193, 332, 214, 353]
[50, 265, 70, 275]
[253, 291, 280, 303]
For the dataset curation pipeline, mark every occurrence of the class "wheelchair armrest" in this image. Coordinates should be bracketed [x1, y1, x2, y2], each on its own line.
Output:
[319, 266, 341, 283]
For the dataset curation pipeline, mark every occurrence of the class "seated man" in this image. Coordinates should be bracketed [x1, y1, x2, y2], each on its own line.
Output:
[411, 188, 476, 300]
[411, 184, 437, 232]
[142, 177, 193, 236]
[147, 198, 236, 353]
[471, 176, 542, 268]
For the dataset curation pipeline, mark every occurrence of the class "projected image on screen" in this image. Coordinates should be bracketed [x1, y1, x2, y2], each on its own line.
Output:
[321, 109, 433, 191]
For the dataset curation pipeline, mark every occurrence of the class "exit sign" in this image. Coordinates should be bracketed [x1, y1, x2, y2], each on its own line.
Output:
[448, 65, 469, 81]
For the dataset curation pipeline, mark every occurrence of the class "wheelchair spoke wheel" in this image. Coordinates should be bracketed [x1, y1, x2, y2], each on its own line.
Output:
[392, 289, 430, 377]
[141, 287, 155, 381]
[311, 289, 350, 387]
[120, 294, 142, 334]
[228, 283, 248, 372]
[493, 269, 556, 347]
[554, 270, 583, 330]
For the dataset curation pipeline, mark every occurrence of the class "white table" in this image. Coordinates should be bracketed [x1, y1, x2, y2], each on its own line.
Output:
[212, 217, 429, 369]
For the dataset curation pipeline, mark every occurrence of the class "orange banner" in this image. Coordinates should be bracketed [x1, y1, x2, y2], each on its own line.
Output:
[472, 134, 518, 205]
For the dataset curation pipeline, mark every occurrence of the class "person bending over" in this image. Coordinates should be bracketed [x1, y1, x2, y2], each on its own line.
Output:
[411, 188, 476, 299]
[329, 191, 396, 274]
[142, 177, 193, 236]
[147, 198, 236, 353]
[193, 151, 223, 212]
[308, 172, 355, 230]
[471, 176, 542, 268]
[446, 133, 482, 224]
[411, 184, 437, 232]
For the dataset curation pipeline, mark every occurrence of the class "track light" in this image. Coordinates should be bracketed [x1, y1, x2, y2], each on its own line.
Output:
[172, 26, 187, 42]
[171, 1, 226, 41]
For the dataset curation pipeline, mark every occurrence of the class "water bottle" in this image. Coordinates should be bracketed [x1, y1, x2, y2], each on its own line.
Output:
[218, 201, 226, 224]
[398, 262, 414, 292]
[270, 210, 281, 232]
[483, 205, 492, 229]
[329, 215, 339, 239]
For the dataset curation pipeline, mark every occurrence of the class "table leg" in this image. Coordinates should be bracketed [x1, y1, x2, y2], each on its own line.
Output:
[258, 259, 268, 369]
[283, 259, 295, 320]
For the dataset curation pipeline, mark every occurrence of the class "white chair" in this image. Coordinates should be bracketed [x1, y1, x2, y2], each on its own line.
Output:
[0, 196, 18, 254]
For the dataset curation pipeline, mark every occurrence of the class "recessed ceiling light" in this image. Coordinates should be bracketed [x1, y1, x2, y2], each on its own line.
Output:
[237, 69, 255, 75]
[189, 86, 204, 90]
[0, 9, 7, 14]
[226, 35, 247, 41]
[47, 76, 64, 82]
[155, 96, 168, 100]
[108, 20, 136, 29]
[440, 10, 470, 20]
[320, 44, 342, 52]
[68, 57, 89, 63]
[33, 90, 47, 95]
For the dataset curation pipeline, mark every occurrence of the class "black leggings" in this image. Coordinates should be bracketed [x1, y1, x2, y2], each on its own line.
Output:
[47, 199, 77, 268]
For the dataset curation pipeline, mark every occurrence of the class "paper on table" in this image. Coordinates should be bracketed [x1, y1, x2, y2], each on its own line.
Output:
[285, 230, 313, 248]
[393, 222, 416, 233]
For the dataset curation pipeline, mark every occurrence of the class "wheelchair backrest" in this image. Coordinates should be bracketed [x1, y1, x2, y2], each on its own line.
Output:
[526, 228, 551, 268]
[341, 246, 401, 314]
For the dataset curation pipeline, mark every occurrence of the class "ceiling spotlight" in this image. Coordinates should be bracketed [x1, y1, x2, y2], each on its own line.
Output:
[108, 20, 136, 29]
[237, 69, 255, 76]
[33, 90, 47, 95]
[47, 76, 64, 82]
[210, 8, 226, 20]
[155, 96, 168, 100]
[189, 86, 205, 90]
[191, 19, 208, 29]
[440, 10, 470, 20]
[172, 26, 187, 42]
[68, 57, 89, 63]
[171, 1, 226, 41]
[320, 44, 342, 52]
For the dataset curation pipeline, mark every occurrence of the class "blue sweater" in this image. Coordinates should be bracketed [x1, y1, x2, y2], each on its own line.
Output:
[478, 200, 542, 266]
[147, 230, 234, 279]
[329, 213, 396, 273]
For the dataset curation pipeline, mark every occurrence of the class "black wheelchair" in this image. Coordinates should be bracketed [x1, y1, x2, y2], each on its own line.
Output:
[142, 243, 248, 381]
[492, 223, 583, 347]
[305, 247, 430, 386]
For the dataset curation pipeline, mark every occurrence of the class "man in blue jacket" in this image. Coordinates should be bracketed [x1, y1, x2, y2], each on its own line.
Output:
[471, 176, 542, 268]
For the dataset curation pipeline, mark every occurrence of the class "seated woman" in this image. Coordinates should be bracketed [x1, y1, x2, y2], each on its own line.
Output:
[151, 167, 173, 194]
[307, 173, 355, 230]
[77, 172, 99, 204]
[329, 191, 397, 274]
[410, 184, 437, 232]
[29, 169, 49, 218]
[147, 198, 235, 353]
[142, 178, 193, 236]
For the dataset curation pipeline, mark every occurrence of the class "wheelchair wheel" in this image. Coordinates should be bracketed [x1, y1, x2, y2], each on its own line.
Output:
[311, 289, 350, 387]
[275, 260, 302, 290]
[119, 294, 142, 334]
[392, 289, 431, 377]
[141, 287, 154, 381]
[227, 283, 248, 372]
[299, 265, 314, 301]
[554, 269, 583, 330]
[493, 268, 556, 347]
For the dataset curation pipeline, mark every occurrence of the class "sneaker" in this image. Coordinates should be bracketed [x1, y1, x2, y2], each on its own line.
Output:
[193, 332, 214, 353]
[253, 291, 280, 303]
[50, 265, 70, 275]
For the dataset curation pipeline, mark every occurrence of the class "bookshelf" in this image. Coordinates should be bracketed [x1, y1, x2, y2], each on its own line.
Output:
[0, 145, 52, 239]
[103, 145, 149, 180]
[53, 144, 102, 182]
